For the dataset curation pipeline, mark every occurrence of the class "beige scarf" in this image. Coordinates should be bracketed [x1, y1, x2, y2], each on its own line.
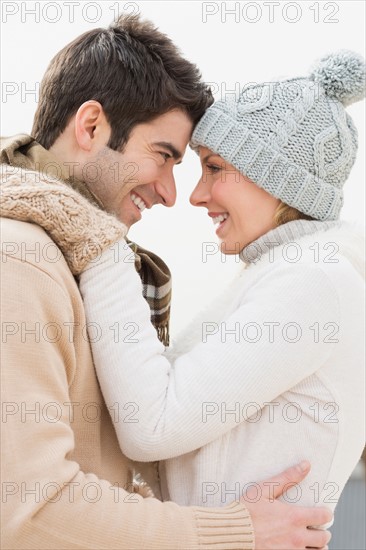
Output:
[0, 134, 171, 345]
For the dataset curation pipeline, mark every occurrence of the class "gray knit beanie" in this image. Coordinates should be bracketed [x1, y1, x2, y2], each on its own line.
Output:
[191, 51, 365, 221]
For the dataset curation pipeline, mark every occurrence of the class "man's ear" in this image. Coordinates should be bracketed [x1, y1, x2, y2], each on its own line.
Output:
[74, 100, 111, 152]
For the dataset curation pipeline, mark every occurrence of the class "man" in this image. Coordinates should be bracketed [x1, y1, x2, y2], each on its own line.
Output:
[0, 14, 331, 549]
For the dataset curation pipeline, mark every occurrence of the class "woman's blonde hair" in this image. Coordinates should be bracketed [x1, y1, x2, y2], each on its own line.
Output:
[274, 202, 314, 227]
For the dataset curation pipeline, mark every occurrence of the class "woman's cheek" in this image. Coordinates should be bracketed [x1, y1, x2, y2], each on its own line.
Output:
[211, 179, 229, 204]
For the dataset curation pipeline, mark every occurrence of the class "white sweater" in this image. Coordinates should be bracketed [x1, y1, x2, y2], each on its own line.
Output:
[79, 220, 365, 508]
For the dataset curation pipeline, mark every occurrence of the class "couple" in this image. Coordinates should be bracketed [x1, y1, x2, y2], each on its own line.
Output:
[1, 13, 364, 550]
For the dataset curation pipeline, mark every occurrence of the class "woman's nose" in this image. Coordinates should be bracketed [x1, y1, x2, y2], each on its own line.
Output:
[189, 177, 210, 207]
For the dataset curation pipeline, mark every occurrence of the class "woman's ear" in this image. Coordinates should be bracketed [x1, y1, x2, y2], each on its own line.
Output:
[74, 100, 111, 152]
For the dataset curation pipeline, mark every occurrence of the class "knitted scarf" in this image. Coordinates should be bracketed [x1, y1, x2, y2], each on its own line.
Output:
[0, 134, 171, 346]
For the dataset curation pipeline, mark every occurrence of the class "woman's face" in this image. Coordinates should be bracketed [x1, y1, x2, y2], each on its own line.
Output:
[190, 147, 281, 254]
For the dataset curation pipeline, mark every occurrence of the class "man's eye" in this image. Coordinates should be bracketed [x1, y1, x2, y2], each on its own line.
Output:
[160, 152, 172, 161]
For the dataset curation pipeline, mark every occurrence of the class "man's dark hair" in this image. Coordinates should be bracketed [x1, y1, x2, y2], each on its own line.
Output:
[31, 15, 213, 151]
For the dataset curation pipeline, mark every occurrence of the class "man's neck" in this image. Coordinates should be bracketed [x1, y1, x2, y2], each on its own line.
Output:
[48, 132, 83, 182]
[48, 137, 103, 209]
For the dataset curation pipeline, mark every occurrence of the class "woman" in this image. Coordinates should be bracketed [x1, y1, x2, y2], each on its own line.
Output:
[79, 51, 365, 509]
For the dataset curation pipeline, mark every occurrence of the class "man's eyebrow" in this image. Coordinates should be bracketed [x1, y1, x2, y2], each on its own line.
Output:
[153, 141, 183, 161]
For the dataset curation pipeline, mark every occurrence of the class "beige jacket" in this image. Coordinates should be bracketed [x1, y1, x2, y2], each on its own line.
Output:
[0, 160, 253, 549]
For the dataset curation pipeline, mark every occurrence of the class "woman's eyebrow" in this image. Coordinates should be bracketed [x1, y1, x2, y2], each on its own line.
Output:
[201, 153, 222, 164]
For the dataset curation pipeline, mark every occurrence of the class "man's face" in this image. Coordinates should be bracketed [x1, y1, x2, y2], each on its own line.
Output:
[88, 109, 193, 228]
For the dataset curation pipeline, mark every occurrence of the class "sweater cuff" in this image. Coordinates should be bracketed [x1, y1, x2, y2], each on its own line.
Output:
[193, 501, 254, 549]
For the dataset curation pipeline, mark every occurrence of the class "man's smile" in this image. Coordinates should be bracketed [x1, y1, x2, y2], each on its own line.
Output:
[130, 192, 147, 212]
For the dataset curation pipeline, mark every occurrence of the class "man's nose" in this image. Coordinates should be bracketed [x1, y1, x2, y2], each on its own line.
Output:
[156, 172, 177, 207]
[189, 176, 210, 207]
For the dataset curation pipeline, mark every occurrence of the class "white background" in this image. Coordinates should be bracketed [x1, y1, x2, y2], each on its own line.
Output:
[1, 0, 365, 336]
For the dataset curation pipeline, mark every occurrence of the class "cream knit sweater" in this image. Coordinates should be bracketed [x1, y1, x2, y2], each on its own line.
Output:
[79, 220, 365, 508]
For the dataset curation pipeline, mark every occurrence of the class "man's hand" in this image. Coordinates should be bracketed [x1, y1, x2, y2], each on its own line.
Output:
[242, 461, 332, 550]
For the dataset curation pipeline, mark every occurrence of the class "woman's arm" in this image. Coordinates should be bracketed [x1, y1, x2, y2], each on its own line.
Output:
[79, 238, 340, 462]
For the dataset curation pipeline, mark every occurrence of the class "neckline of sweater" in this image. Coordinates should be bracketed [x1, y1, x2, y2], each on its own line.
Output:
[239, 219, 341, 264]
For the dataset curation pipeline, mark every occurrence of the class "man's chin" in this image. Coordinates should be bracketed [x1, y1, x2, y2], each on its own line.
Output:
[117, 215, 138, 231]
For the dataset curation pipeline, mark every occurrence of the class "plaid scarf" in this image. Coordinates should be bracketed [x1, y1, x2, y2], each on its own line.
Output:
[0, 134, 171, 346]
[127, 240, 171, 346]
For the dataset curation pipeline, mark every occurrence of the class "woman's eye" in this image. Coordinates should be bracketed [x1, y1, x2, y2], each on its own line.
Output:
[206, 164, 221, 174]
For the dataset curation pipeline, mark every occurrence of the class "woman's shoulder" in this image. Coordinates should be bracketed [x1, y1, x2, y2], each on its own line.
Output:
[240, 221, 364, 311]
[251, 220, 364, 280]
[291, 221, 364, 285]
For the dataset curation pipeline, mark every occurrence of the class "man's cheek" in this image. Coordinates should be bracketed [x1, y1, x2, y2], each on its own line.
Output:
[112, 180, 137, 204]
[122, 161, 144, 187]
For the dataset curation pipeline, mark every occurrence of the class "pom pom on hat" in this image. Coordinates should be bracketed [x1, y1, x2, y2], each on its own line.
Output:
[310, 50, 366, 106]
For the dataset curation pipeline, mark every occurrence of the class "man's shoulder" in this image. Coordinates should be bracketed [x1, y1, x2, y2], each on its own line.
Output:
[0, 135, 35, 172]
[0, 217, 74, 286]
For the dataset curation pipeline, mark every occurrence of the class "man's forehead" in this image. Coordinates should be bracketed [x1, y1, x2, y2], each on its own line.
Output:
[150, 110, 193, 136]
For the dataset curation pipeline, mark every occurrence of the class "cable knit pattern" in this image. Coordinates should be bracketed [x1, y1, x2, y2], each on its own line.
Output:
[191, 51, 365, 221]
[267, 81, 316, 150]
[0, 164, 127, 275]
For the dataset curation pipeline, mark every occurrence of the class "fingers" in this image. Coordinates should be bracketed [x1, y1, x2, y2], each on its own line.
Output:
[286, 527, 330, 549]
[261, 460, 311, 499]
[293, 505, 333, 528]
[303, 527, 332, 549]
[283, 506, 332, 548]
